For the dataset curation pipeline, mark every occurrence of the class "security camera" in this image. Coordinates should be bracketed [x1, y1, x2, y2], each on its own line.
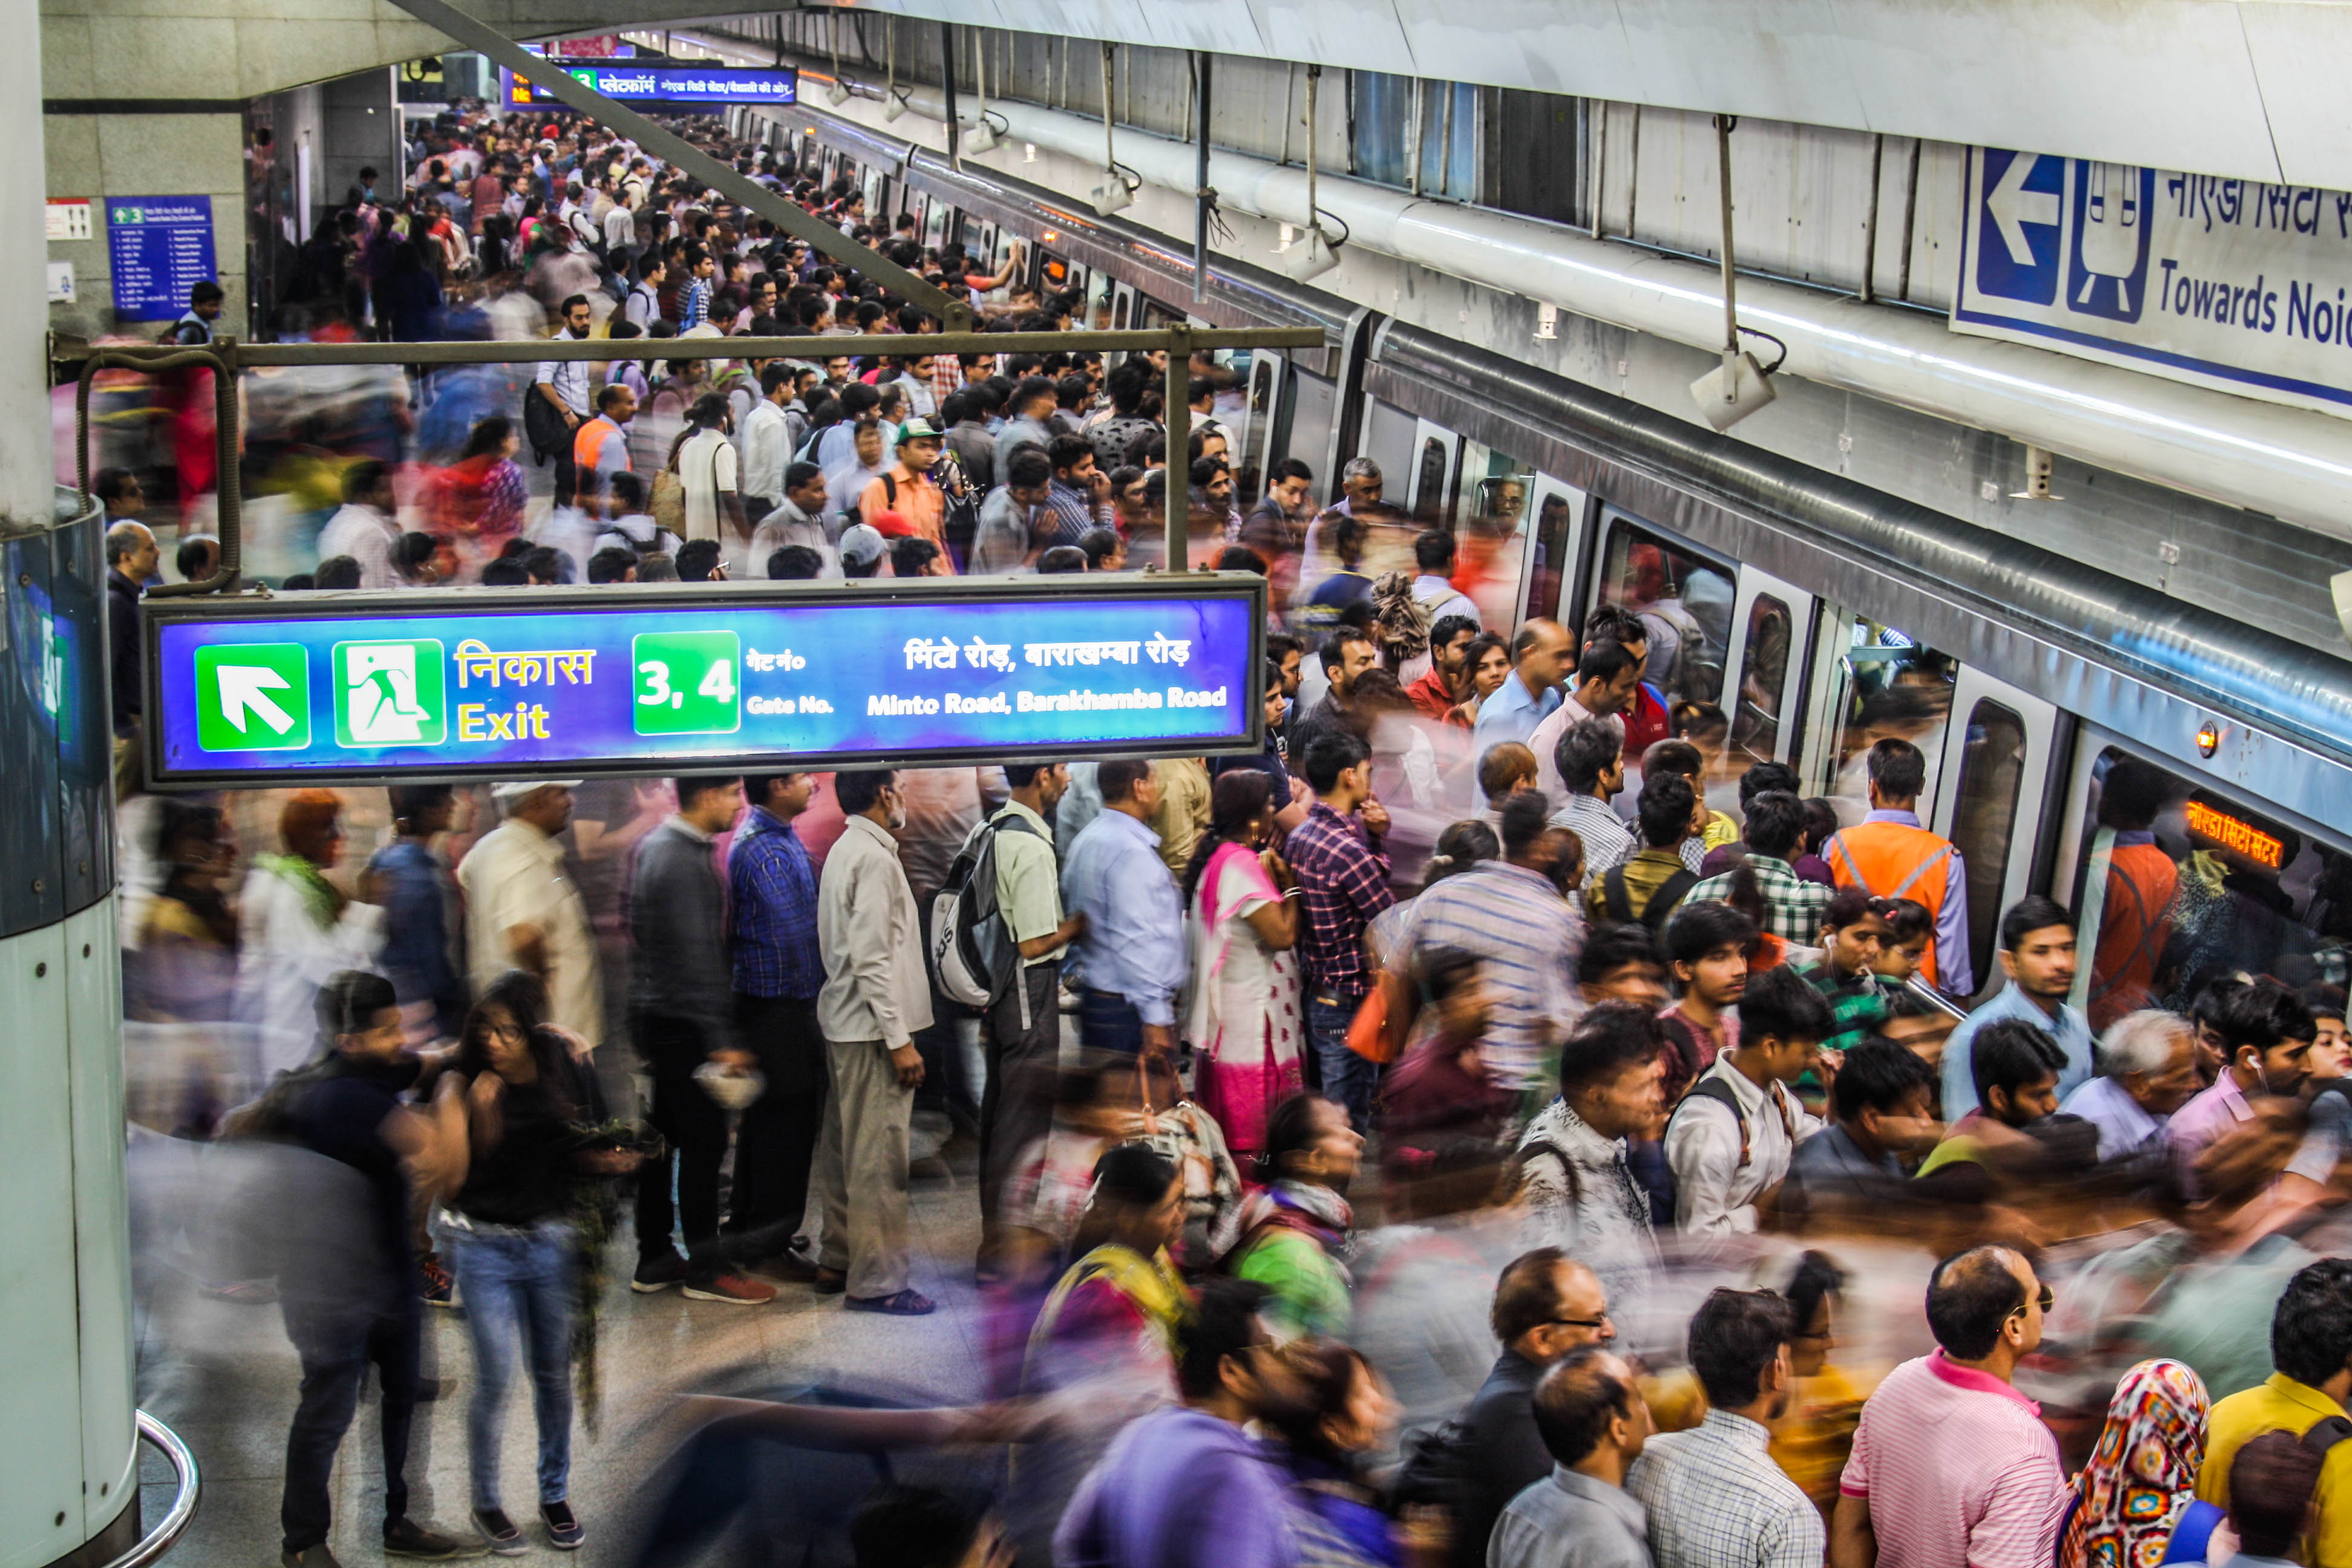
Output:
[825, 77, 852, 107]
[1281, 226, 1339, 284]
[2333, 567, 2352, 651]
[1690, 350, 1776, 432]
[1090, 176, 1133, 218]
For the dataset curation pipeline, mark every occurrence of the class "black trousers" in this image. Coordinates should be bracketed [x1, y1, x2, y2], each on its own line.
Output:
[729, 992, 828, 1241]
[280, 1287, 420, 1551]
[979, 964, 1061, 1245]
[633, 1011, 730, 1270]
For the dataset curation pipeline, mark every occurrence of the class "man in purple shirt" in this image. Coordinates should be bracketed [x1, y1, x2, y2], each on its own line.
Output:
[1056, 1277, 1304, 1568]
[1284, 731, 1395, 1134]
[2168, 977, 2318, 1199]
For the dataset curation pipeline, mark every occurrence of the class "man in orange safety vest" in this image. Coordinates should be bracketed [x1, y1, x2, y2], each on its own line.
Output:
[1824, 737, 1976, 998]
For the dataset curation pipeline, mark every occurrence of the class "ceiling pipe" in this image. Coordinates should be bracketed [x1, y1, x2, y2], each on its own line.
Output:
[691, 28, 2352, 550]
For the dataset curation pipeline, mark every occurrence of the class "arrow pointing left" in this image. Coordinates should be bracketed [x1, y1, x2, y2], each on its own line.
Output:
[218, 663, 296, 735]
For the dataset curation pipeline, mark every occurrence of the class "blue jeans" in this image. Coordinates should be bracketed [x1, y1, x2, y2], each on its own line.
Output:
[446, 1221, 573, 1510]
[1079, 988, 1148, 1056]
[1308, 994, 1376, 1134]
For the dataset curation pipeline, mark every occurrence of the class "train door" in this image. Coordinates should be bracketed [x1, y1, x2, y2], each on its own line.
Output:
[1929, 671, 2062, 997]
[924, 200, 951, 250]
[1236, 350, 1285, 503]
[1586, 506, 1739, 720]
[1719, 566, 1817, 768]
[1515, 476, 1591, 629]
[1405, 420, 1461, 526]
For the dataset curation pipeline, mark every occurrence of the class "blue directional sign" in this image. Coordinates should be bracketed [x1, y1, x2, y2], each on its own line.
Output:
[1971, 149, 2064, 305]
[143, 578, 1264, 787]
[105, 197, 217, 324]
[507, 64, 797, 108]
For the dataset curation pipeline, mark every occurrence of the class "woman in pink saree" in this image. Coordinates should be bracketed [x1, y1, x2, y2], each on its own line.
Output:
[1181, 770, 1305, 1158]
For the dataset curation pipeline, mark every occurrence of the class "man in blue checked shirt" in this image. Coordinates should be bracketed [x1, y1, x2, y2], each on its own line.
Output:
[727, 771, 828, 1276]
[1060, 759, 1189, 1057]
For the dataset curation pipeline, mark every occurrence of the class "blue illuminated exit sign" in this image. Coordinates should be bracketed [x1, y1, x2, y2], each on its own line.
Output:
[143, 577, 1266, 788]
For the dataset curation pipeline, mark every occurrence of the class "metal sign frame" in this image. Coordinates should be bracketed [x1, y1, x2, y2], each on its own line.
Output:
[140, 572, 1269, 789]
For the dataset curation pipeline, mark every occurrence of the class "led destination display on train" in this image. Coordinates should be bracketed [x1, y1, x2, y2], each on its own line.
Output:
[144, 580, 1264, 788]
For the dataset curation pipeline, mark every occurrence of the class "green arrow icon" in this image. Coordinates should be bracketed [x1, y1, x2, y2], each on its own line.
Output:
[195, 643, 312, 752]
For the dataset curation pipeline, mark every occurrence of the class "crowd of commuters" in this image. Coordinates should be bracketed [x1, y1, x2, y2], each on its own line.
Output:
[100, 100, 2352, 1568]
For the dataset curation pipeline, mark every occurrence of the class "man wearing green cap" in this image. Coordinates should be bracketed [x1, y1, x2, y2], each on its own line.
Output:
[858, 417, 949, 567]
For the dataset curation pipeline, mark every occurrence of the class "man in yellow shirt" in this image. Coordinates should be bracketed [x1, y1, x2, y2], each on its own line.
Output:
[2197, 1259, 2352, 1567]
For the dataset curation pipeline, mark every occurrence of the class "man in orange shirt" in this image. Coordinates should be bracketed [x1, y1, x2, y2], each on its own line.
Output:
[1824, 738, 1975, 996]
[2086, 756, 2180, 1031]
[858, 419, 949, 566]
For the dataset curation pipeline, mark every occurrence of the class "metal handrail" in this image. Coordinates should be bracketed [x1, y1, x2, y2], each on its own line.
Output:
[1903, 976, 1969, 1022]
[99, 1411, 200, 1568]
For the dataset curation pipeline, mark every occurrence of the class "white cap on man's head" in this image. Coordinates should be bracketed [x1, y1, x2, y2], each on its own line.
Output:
[492, 779, 583, 802]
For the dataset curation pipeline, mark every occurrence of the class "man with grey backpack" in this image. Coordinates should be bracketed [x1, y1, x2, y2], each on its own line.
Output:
[933, 762, 1086, 1279]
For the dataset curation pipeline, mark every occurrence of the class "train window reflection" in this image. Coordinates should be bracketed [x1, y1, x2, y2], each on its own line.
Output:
[1826, 619, 1954, 827]
[1733, 593, 1793, 766]
[1412, 438, 1452, 525]
[1519, 490, 1579, 628]
[1459, 443, 1535, 628]
[1949, 699, 2028, 989]
[1594, 517, 1733, 710]
[2076, 748, 2351, 1030]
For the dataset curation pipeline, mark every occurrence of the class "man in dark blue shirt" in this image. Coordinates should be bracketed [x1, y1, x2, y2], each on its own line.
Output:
[727, 772, 828, 1276]
[366, 786, 468, 1041]
[276, 970, 471, 1568]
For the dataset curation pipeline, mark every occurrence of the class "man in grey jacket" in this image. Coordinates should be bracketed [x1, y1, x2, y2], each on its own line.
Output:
[630, 776, 774, 1304]
[809, 768, 937, 1315]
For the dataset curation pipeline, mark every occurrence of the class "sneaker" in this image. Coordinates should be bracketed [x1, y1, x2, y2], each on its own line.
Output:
[420, 1256, 459, 1310]
[471, 1508, 526, 1557]
[384, 1518, 485, 1560]
[631, 1250, 689, 1293]
[681, 1271, 776, 1305]
[282, 1546, 342, 1568]
[539, 1502, 584, 1551]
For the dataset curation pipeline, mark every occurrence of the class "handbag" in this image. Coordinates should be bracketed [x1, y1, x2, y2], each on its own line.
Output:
[1345, 965, 1414, 1065]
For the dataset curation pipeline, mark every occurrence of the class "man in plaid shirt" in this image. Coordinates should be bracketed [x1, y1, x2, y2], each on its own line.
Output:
[1682, 791, 1834, 944]
[726, 771, 826, 1273]
[1285, 731, 1394, 1132]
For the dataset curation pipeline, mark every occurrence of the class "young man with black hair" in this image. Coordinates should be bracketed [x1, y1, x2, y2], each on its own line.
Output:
[1667, 966, 1837, 1235]
[1492, 1345, 1655, 1568]
[1288, 731, 1397, 1131]
[1054, 1277, 1302, 1568]
[1531, 639, 1645, 798]
[1459, 1252, 1624, 1568]
[1408, 791, 1586, 1096]
[1579, 925, 1669, 1010]
[1823, 737, 1975, 996]
[1793, 890, 1904, 1056]
[1912, 1019, 2068, 1189]
[1288, 627, 1379, 763]
[1586, 773, 1704, 932]
[1406, 612, 1483, 721]
[746, 462, 832, 572]
[1696, 760, 1805, 877]
[1517, 1004, 1668, 1298]
[1042, 432, 1115, 547]
[1549, 718, 1636, 889]
[1834, 1246, 2062, 1568]
[991, 374, 1059, 480]
[1658, 902, 1756, 1105]
[2198, 1258, 2352, 1564]
[1940, 895, 2091, 1119]
[1410, 529, 1482, 626]
[1779, 1037, 1939, 1221]
[2167, 976, 2322, 1198]
[1631, 1288, 1820, 1568]
[1684, 790, 1833, 944]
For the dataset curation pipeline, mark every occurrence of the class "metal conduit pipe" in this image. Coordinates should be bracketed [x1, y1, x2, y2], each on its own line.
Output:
[716, 33, 2352, 549]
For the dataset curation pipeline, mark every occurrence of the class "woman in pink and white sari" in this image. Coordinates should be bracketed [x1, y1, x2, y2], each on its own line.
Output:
[1181, 771, 1306, 1160]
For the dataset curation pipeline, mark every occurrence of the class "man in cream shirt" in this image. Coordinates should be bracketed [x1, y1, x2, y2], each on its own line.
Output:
[457, 780, 602, 1047]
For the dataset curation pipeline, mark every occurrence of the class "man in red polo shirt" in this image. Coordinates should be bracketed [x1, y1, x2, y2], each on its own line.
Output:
[1405, 614, 1482, 722]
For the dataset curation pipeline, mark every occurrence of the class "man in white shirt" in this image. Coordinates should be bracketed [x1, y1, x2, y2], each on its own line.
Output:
[1409, 528, 1482, 626]
[736, 364, 797, 520]
[316, 460, 402, 589]
[675, 393, 748, 554]
[457, 781, 602, 1046]
[1664, 966, 1835, 1236]
[535, 293, 596, 507]
[809, 769, 936, 1316]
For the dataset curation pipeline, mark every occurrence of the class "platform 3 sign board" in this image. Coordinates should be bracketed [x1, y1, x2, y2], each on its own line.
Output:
[1955, 148, 2352, 420]
[105, 197, 215, 324]
[144, 577, 1264, 788]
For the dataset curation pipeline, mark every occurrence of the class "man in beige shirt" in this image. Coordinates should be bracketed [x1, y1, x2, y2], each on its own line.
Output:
[1148, 756, 1213, 877]
[811, 768, 937, 1315]
[457, 780, 602, 1046]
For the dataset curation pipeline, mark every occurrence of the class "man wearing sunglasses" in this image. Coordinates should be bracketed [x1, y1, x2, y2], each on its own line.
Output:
[1451, 1250, 1618, 1568]
[1831, 1246, 2065, 1568]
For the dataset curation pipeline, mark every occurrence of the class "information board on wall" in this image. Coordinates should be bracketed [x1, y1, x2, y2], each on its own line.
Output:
[1954, 147, 2352, 419]
[105, 196, 216, 323]
[144, 578, 1264, 787]
[505, 64, 797, 109]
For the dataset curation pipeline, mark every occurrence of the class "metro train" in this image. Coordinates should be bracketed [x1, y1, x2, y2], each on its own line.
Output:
[733, 103, 2352, 1018]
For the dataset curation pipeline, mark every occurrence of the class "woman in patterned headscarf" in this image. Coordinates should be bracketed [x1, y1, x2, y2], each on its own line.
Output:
[2058, 1358, 2225, 1568]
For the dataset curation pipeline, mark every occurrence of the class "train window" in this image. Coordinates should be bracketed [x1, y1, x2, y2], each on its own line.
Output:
[1411, 438, 1452, 524]
[2074, 748, 2351, 1028]
[1459, 443, 1536, 628]
[1733, 593, 1794, 766]
[1239, 355, 1280, 501]
[1593, 516, 1735, 711]
[1520, 490, 1580, 628]
[1824, 618, 1956, 826]
[1947, 699, 2029, 987]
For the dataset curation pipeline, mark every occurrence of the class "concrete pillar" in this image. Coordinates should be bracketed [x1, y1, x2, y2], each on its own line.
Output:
[5, 0, 140, 1561]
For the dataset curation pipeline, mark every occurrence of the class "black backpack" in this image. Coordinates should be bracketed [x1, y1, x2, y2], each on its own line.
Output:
[1602, 862, 1699, 935]
[929, 812, 1044, 1011]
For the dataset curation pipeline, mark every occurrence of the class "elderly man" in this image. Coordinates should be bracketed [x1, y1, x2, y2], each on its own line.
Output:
[105, 520, 158, 751]
[2058, 1009, 2204, 1161]
[456, 780, 601, 1046]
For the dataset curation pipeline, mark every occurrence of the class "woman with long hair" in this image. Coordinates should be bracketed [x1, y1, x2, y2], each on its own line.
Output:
[441, 970, 632, 1555]
[433, 414, 528, 573]
[1181, 769, 1304, 1159]
[2056, 1359, 2221, 1568]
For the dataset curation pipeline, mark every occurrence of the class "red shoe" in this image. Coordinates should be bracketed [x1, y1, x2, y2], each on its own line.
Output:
[682, 1271, 776, 1305]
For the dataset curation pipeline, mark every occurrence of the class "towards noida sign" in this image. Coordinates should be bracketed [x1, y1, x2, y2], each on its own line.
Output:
[144, 577, 1266, 788]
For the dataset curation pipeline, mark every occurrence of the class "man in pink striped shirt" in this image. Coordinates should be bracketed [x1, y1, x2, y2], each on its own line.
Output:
[1831, 1246, 2068, 1568]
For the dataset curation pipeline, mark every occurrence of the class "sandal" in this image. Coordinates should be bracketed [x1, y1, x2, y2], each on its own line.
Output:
[844, 1289, 936, 1316]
